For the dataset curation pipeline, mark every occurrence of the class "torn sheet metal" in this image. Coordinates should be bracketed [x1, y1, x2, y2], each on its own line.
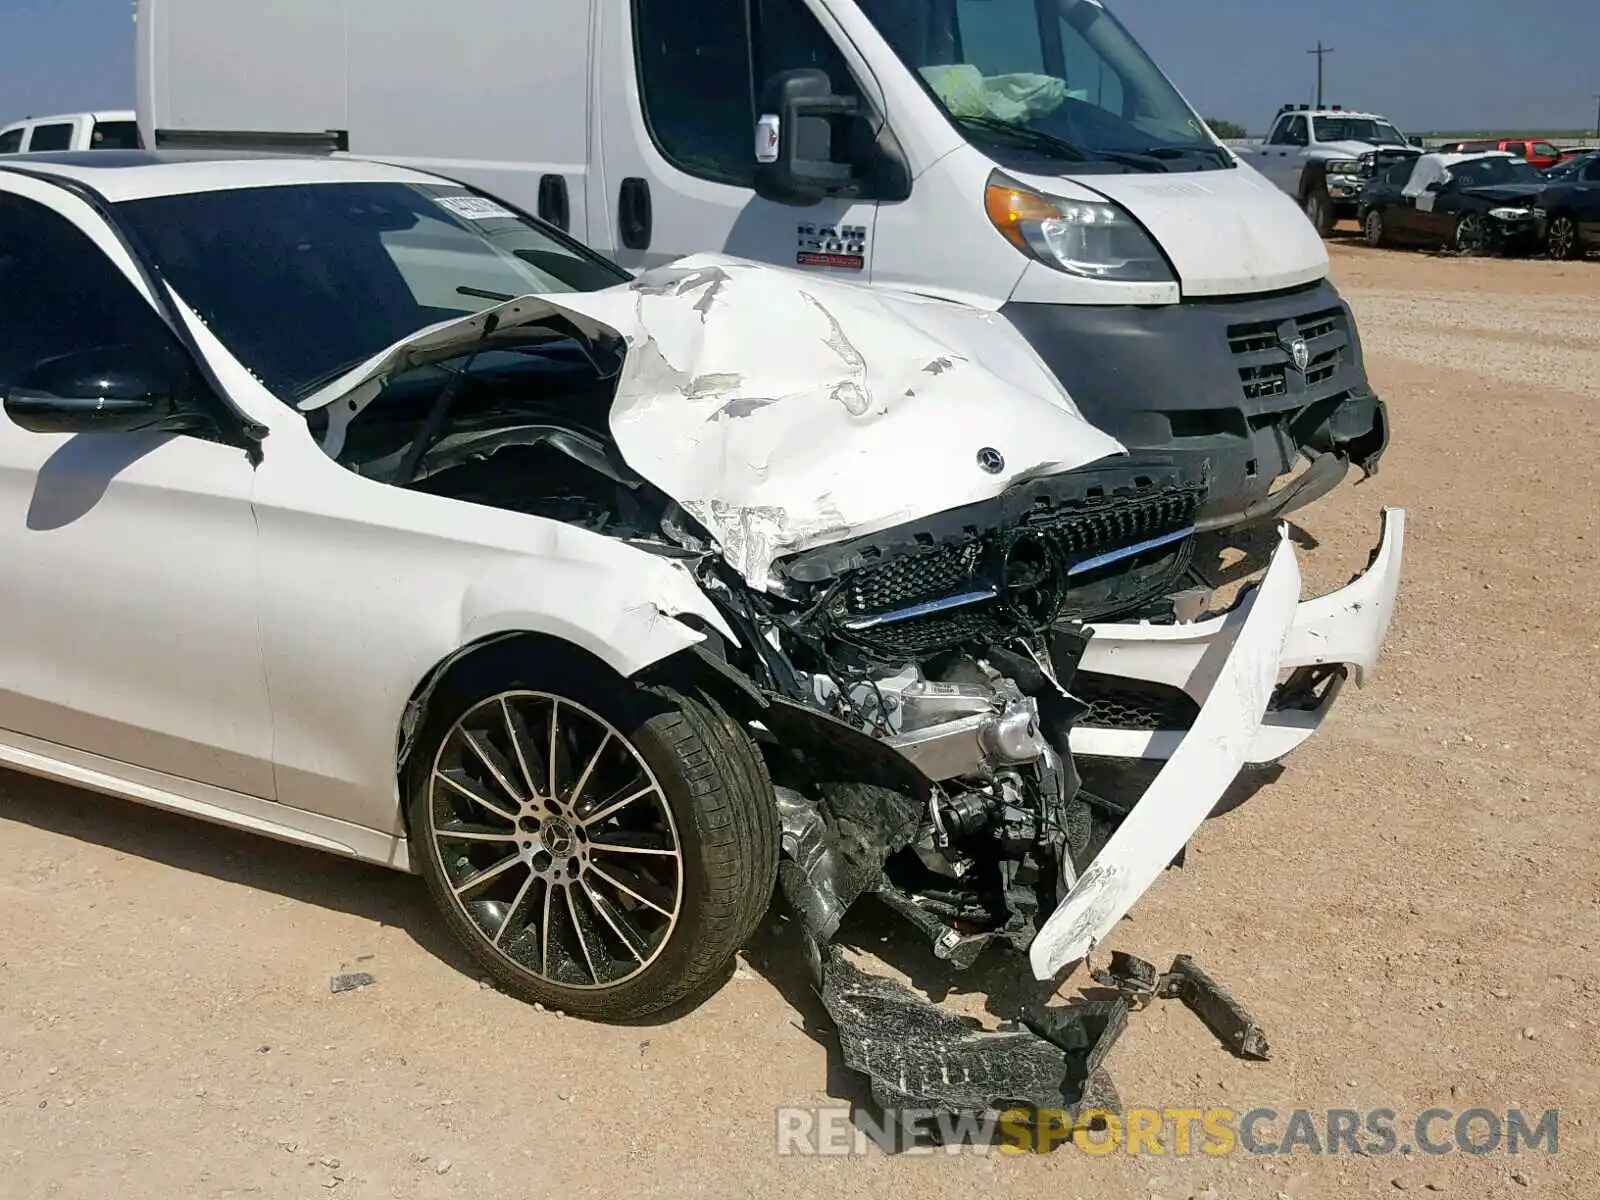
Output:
[300, 254, 1125, 590]
[1069, 507, 1406, 764]
[821, 949, 1124, 1117]
[1030, 524, 1304, 980]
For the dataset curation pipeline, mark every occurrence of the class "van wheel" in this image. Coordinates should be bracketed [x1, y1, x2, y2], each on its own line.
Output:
[406, 650, 779, 1021]
[1548, 215, 1579, 260]
[1363, 209, 1388, 248]
[1303, 188, 1335, 237]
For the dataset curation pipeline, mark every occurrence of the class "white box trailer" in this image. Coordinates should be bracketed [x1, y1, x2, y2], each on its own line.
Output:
[137, 0, 1392, 533]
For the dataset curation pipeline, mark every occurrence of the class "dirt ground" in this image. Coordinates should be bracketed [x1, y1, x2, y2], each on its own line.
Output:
[2, 242, 1598, 1200]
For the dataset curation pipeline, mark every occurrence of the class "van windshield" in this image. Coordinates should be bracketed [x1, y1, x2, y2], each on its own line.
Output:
[852, 0, 1220, 171]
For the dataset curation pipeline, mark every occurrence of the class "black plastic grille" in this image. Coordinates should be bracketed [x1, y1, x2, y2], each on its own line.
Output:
[1073, 672, 1200, 731]
[1227, 306, 1351, 407]
[829, 483, 1203, 662]
[1239, 346, 1343, 401]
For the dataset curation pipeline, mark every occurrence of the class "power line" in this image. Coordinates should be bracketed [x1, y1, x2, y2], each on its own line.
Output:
[1307, 41, 1335, 109]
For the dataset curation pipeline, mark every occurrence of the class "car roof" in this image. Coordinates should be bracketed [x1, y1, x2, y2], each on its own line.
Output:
[0, 150, 459, 201]
[0, 109, 137, 132]
[1419, 151, 1520, 170]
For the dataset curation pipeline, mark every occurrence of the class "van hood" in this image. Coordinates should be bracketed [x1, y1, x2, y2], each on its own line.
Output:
[1019, 165, 1330, 297]
[301, 253, 1125, 588]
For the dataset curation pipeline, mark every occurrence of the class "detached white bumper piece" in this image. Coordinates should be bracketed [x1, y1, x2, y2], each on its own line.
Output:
[1071, 507, 1407, 764]
[1031, 508, 1405, 980]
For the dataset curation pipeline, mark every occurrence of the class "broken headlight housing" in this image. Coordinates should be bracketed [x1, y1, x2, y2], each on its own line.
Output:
[984, 170, 1173, 283]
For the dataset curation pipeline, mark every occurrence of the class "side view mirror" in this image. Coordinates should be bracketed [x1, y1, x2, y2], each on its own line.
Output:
[1424, 180, 1445, 193]
[4, 344, 214, 437]
[753, 68, 863, 207]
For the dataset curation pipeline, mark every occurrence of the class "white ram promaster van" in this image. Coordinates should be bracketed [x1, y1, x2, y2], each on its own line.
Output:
[136, 0, 1389, 532]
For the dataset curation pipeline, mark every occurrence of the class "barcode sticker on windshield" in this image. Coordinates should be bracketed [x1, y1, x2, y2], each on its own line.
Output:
[436, 195, 517, 221]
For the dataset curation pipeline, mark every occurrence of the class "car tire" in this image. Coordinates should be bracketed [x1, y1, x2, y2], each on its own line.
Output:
[405, 646, 779, 1021]
[1303, 188, 1335, 237]
[1454, 214, 1488, 256]
[1547, 215, 1579, 260]
[1363, 208, 1388, 248]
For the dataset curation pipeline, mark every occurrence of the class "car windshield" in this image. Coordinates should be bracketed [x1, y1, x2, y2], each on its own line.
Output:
[1312, 117, 1408, 146]
[851, 0, 1219, 170]
[116, 181, 628, 402]
[1451, 156, 1542, 187]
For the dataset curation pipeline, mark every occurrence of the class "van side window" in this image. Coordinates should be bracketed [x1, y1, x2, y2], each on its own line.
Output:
[633, 0, 859, 188]
[0, 128, 22, 154]
[26, 123, 75, 152]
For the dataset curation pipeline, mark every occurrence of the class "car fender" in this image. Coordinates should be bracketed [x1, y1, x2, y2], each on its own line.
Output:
[454, 540, 739, 683]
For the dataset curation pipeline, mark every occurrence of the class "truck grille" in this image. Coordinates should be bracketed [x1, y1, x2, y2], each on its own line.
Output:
[1228, 306, 1351, 406]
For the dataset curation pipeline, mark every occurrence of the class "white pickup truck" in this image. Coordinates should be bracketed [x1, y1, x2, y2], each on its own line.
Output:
[0, 110, 141, 155]
[1237, 105, 1421, 236]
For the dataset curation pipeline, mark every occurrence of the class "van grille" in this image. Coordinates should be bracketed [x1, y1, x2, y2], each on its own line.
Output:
[1227, 306, 1351, 406]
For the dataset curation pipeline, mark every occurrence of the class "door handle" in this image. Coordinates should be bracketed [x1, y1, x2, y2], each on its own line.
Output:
[619, 177, 652, 251]
[537, 174, 570, 231]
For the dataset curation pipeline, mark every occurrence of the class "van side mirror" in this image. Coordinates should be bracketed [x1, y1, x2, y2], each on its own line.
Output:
[753, 68, 864, 207]
[3, 344, 214, 436]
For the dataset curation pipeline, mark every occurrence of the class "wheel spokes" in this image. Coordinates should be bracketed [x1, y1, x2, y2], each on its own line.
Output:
[495, 872, 539, 947]
[435, 768, 519, 823]
[461, 728, 526, 807]
[435, 820, 517, 844]
[429, 690, 684, 991]
[578, 783, 656, 828]
[452, 851, 523, 898]
[500, 697, 545, 803]
[565, 885, 600, 983]
[581, 881, 649, 964]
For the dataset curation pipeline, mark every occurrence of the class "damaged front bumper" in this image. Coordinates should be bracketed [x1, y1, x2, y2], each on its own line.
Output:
[1030, 507, 1405, 979]
[1069, 506, 1406, 766]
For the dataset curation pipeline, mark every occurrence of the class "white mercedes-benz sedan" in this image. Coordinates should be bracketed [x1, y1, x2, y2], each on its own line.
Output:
[0, 153, 1403, 1041]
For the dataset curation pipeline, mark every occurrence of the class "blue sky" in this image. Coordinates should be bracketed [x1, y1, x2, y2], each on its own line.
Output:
[3, 0, 1597, 134]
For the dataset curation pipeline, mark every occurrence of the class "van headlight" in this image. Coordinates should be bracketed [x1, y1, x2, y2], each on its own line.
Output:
[1488, 206, 1535, 221]
[984, 171, 1173, 283]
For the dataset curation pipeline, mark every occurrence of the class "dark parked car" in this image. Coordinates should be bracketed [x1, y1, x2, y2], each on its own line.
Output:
[1358, 152, 1548, 254]
[1538, 152, 1600, 259]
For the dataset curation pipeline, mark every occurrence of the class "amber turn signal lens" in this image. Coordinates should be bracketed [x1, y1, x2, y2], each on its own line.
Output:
[984, 181, 1061, 249]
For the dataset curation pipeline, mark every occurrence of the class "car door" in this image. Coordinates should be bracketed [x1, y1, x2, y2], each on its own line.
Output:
[0, 177, 275, 798]
[592, 0, 880, 278]
[1257, 115, 1308, 192]
[1377, 160, 1422, 240]
[1579, 158, 1600, 246]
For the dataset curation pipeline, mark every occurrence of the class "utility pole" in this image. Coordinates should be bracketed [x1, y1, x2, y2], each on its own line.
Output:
[1307, 41, 1335, 109]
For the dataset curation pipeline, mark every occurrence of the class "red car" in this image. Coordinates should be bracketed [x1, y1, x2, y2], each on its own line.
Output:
[1437, 138, 1564, 170]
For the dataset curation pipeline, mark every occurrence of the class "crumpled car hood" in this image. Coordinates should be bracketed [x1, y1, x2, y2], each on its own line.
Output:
[301, 253, 1125, 588]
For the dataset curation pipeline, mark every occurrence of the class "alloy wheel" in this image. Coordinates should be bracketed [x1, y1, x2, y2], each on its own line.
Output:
[1548, 216, 1578, 260]
[1365, 210, 1385, 247]
[1455, 215, 1488, 255]
[426, 691, 684, 989]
